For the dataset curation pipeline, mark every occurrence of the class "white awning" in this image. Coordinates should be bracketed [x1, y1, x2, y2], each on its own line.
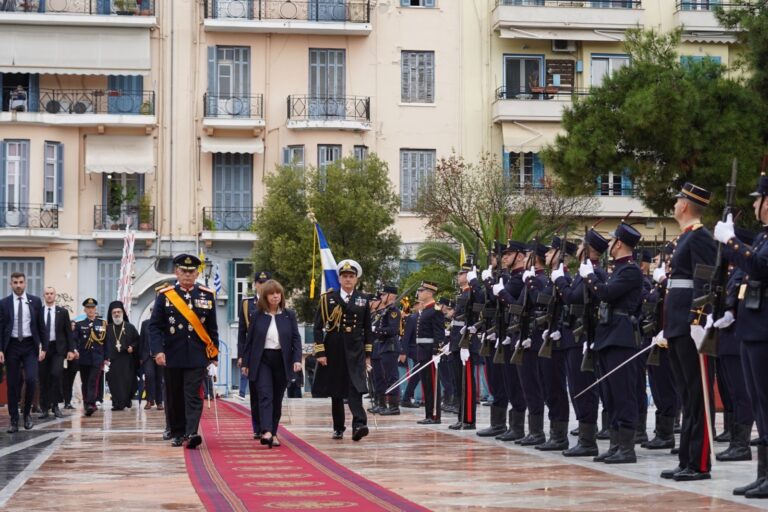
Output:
[682, 33, 737, 44]
[0, 26, 150, 75]
[201, 136, 264, 154]
[501, 122, 562, 153]
[499, 28, 625, 42]
[86, 136, 155, 174]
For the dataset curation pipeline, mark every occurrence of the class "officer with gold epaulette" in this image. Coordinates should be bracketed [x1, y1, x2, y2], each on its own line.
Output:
[373, 284, 402, 416]
[149, 254, 219, 449]
[413, 280, 444, 425]
[74, 298, 107, 417]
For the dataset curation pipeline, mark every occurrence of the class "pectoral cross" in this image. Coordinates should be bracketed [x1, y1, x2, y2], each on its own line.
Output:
[115, 339, 122, 352]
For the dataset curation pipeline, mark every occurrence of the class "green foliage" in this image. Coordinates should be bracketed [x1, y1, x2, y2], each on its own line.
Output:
[717, 1, 768, 107]
[400, 264, 455, 304]
[542, 27, 767, 222]
[252, 155, 401, 322]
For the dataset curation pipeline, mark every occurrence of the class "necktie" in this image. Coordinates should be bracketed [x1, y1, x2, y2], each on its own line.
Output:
[17, 296, 23, 339]
[46, 308, 52, 336]
[344, 294, 350, 303]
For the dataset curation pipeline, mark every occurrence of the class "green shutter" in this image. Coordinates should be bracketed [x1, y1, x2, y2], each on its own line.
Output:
[227, 259, 235, 323]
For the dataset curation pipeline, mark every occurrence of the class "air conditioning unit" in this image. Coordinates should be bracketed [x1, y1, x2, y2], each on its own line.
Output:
[552, 40, 576, 52]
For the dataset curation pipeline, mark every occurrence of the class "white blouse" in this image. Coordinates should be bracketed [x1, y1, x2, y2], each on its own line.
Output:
[265, 312, 280, 350]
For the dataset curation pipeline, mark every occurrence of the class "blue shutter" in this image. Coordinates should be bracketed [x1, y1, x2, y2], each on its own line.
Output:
[424, 0, 435, 7]
[595, 175, 602, 196]
[97, 0, 111, 14]
[20, 141, 29, 206]
[401, 0, 409, 5]
[532, 153, 544, 188]
[207, 46, 216, 116]
[621, 169, 633, 196]
[38, 0, 46, 12]
[0, 141, 5, 209]
[227, 260, 235, 323]
[56, 143, 64, 207]
[28, 74, 39, 113]
[0, 74, 3, 102]
[107, 75, 143, 114]
[502, 150, 510, 181]
[282, 147, 290, 166]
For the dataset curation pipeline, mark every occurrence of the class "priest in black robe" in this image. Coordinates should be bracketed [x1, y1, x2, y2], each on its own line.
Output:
[106, 301, 139, 411]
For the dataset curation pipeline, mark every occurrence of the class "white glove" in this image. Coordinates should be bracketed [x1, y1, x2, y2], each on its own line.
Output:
[579, 259, 594, 278]
[460, 348, 470, 365]
[466, 266, 478, 283]
[492, 278, 504, 296]
[582, 342, 589, 354]
[487, 332, 497, 342]
[468, 325, 478, 334]
[440, 344, 451, 356]
[714, 213, 735, 244]
[103, 361, 110, 374]
[652, 262, 667, 284]
[460, 325, 467, 335]
[550, 330, 562, 341]
[444, 329, 451, 337]
[502, 336, 512, 345]
[652, 330, 668, 348]
[550, 263, 565, 283]
[522, 266, 536, 282]
[713, 310, 735, 329]
[522, 338, 532, 349]
[542, 329, 549, 341]
[207, 363, 217, 377]
[481, 268, 492, 282]
[690, 315, 713, 350]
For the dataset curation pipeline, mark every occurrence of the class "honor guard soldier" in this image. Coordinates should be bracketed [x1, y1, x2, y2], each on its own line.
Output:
[75, 298, 107, 417]
[149, 254, 220, 449]
[714, 173, 768, 498]
[238, 271, 270, 438]
[657, 183, 718, 481]
[312, 259, 372, 442]
[372, 284, 402, 416]
[437, 297, 458, 414]
[449, 263, 481, 430]
[414, 281, 444, 425]
[399, 301, 423, 408]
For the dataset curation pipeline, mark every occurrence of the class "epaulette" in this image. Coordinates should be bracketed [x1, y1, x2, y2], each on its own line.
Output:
[157, 285, 174, 294]
[155, 282, 170, 292]
[434, 304, 442, 311]
[199, 285, 215, 294]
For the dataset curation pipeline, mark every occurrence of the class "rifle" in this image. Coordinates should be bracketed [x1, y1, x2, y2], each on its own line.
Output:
[538, 227, 568, 359]
[691, 158, 738, 356]
[646, 228, 667, 367]
[479, 239, 495, 357]
[458, 253, 479, 350]
[492, 240, 507, 363]
[510, 240, 536, 366]
[580, 226, 595, 372]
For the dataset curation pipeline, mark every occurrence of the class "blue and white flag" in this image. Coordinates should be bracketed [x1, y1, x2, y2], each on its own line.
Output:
[213, 264, 223, 296]
[315, 222, 340, 293]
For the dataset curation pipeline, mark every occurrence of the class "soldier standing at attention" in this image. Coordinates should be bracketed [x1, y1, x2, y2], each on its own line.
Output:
[413, 281, 444, 425]
[74, 298, 107, 418]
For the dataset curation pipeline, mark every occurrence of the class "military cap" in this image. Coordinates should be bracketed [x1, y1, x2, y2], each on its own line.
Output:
[504, 240, 528, 254]
[675, 182, 711, 207]
[585, 229, 609, 254]
[611, 222, 642, 248]
[82, 297, 98, 307]
[173, 253, 201, 270]
[418, 280, 439, 293]
[254, 270, 272, 283]
[458, 261, 473, 273]
[438, 296, 454, 308]
[564, 241, 578, 257]
[749, 173, 768, 197]
[492, 240, 506, 254]
[639, 249, 653, 263]
[381, 284, 398, 295]
[528, 241, 550, 259]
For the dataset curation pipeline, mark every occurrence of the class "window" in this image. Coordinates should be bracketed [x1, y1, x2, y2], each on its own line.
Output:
[107, 75, 144, 115]
[680, 55, 722, 67]
[591, 55, 630, 87]
[283, 145, 305, 170]
[401, 51, 435, 103]
[504, 152, 544, 190]
[598, 171, 633, 197]
[44, 142, 63, 207]
[101, 173, 144, 229]
[318, 144, 342, 174]
[400, 0, 435, 6]
[212, 153, 253, 230]
[97, 259, 121, 317]
[354, 145, 368, 161]
[229, 260, 254, 324]
[207, 46, 251, 117]
[309, 49, 346, 118]
[680, 1, 720, 11]
[0, 258, 44, 297]
[503, 55, 544, 98]
[400, 149, 435, 211]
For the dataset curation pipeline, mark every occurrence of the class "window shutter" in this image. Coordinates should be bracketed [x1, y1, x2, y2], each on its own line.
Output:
[532, 153, 544, 188]
[0, 74, 3, 101]
[0, 141, 5, 207]
[282, 147, 290, 166]
[595, 175, 602, 196]
[400, 150, 410, 210]
[425, 0, 435, 7]
[56, 143, 64, 207]
[425, 52, 435, 103]
[38, 0, 45, 12]
[621, 169, 633, 196]
[227, 260, 236, 323]
[20, 141, 29, 205]
[502, 151, 510, 181]
[28, 74, 40, 113]
[207, 46, 217, 115]
[400, 0, 410, 6]
[401, 52, 410, 102]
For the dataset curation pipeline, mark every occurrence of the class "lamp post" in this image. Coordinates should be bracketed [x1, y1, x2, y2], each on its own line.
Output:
[203, 258, 213, 287]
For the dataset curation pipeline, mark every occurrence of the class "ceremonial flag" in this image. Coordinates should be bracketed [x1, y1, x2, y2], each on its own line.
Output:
[117, 220, 136, 317]
[459, 242, 466, 267]
[311, 221, 339, 298]
[213, 264, 223, 297]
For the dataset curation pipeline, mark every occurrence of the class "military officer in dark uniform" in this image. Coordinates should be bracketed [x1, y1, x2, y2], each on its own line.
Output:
[449, 263, 480, 430]
[74, 298, 107, 417]
[714, 173, 768, 498]
[149, 254, 219, 449]
[238, 270, 270, 438]
[312, 259, 372, 441]
[399, 301, 422, 408]
[437, 297, 458, 415]
[413, 281, 444, 425]
[372, 284, 402, 416]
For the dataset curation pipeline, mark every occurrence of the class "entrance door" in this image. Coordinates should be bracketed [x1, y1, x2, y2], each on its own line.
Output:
[107, 75, 144, 114]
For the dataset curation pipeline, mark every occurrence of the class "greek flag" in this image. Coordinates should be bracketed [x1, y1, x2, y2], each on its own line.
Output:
[315, 222, 340, 293]
[213, 264, 223, 296]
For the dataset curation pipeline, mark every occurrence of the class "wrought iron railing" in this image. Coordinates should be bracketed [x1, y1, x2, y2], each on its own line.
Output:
[0, 0, 155, 15]
[94, 204, 156, 231]
[495, 85, 591, 101]
[204, 93, 264, 118]
[287, 95, 370, 122]
[203, 207, 259, 232]
[496, 0, 641, 7]
[675, 1, 735, 11]
[204, 0, 370, 23]
[0, 204, 59, 229]
[2, 87, 155, 115]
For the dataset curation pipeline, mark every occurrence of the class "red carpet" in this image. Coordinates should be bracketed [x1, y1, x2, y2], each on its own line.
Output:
[185, 400, 430, 512]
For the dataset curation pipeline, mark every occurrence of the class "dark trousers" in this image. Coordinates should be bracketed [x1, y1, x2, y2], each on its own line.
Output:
[635, 356, 648, 415]
[566, 345, 598, 423]
[451, 352, 478, 424]
[143, 360, 165, 404]
[371, 356, 385, 394]
[62, 360, 78, 405]
[648, 346, 678, 418]
[381, 351, 400, 399]
[330, 382, 367, 430]
[79, 364, 102, 409]
[39, 352, 64, 410]
[720, 353, 753, 426]
[438, 356, 455, 398]
[742, 342, 768, 443]
[421, 360, 441, 420]
[248, 379, 261, 433]
[669, 334, 714, 473]
[539, 349, 569, 422]
[503, 346, 527, 412]
[488, 355, 507, 407]
[402, 356, 421, 401]
[256, 349, 287, 435]
[165, 367, 205, 438]
[5, 339, 38, 421]
[517, 348, 544, 416]
[716, 358, 732, 415]
[597, 346, 638, 431]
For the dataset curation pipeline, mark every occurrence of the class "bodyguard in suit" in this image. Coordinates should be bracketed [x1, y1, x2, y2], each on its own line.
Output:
[1, 272, 47, 432]
[139, 314, 164, 410]
[38, 286, 75, 419]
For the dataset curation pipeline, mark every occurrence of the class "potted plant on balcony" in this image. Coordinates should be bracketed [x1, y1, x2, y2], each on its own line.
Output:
[114, 0, 138, 16]
[203, 216, 217, 232]
[107, 181, 137, 229]
[138, 194, 153, 231]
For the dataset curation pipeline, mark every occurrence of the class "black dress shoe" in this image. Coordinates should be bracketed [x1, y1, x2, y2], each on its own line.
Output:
[352, 425, 369, 442]
[64, 403, 74, 410]
[417, 418, 441, 425]
[448, 421, 463, 430]
[38, 411, 50, 420]
[461, 423, 476, 430]
[171, 437, 184, 447]
[332, 429, 344, 440]
[186, 433, 203, 449]
[7, 421, 18, 434]
[660, 465, 684, 479]
[260, 434, 274, 448]
[162, 429, 172, 441]
[52, 406, 64, 419]
[23, 415, 33, 430]
[84, 406, 95, 417]
[400, 399, 418, 409]
[672, 468, 711, 481]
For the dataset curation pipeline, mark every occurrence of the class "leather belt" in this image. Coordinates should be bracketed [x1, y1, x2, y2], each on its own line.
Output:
[667, 278, 694, 289]
[416, 337, 434, 344]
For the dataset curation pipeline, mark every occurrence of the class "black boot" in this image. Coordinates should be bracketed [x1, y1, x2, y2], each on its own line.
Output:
[477, 406, 507, 437]
[635, 412, 648, 445]
[715, 411, 733, 443]
[735, 445, 766, 496]
[380, 395, 400, 416]
[536, 421, 569, 451]
[643, 415, 675, 450]
[596, 409, 610, 440]
[563, 422, 599, 457]
[517, 414, 546, 446]
[673, 413, 682, 434]
[604, 427, 637, 464]
[570, 426, 579, 436]
[593, 429, 618, 462]
[717, 422, 753, 462]
[497, 410, 525, 442]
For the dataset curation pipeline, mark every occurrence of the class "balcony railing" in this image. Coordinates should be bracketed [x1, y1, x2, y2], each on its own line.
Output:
[3, 88, 155, 115]
[495, 85, 591, 101]
[0, 0, 155, 15]
[0, 204, 58, 229]
[94, 205, 156, 231]
[287, 95, 370, 122]
[495, 0, 641, 7]
[204, 93, 264, 118]
[203, 207, 259, 232]
[204, 0, 370, 23]
[676, 1, 735, 11]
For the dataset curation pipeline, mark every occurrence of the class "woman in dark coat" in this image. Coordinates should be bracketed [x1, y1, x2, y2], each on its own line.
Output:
[242, 280, 302, 447]
[106, 301, 139, 411]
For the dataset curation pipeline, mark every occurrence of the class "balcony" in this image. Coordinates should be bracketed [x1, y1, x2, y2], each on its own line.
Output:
[92, 204, 156, 244]
[673, 1, 737, 42]
[0, 203, 60, 244]
[493, 0, 644, 33]
[0, 88, 156, 127]
[201, 207, 260, 244]
[493, 86, 588, 123]
[0, 0, 157, 28]
[203, 0, 372, 36]
[203, 93, 265, 132]
[286, 95, 371, 131]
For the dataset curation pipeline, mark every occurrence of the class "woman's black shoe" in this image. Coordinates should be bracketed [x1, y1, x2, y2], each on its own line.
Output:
[260, 434, 274, 448]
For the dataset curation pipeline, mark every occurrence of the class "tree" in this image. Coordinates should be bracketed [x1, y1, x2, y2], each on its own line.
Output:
[542, 28, 767, 222]
[252, 155, 402, 321]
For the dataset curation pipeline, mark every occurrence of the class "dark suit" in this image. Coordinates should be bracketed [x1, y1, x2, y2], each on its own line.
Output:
[238, 296, 260, 433]
[1, 293, 47, 422]
[39, 305, 74, 411]
[139, 319, 163, 405]
[243, 309, 302, 435]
